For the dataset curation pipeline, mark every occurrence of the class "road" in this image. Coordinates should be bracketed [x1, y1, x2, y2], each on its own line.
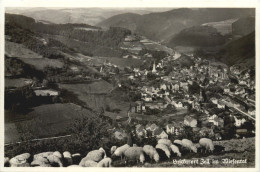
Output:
[5, 134, 72, 146]
[233, 107, 255, 121]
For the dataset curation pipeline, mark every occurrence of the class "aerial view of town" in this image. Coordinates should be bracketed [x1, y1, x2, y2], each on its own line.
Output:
[3, 7, 256, 168]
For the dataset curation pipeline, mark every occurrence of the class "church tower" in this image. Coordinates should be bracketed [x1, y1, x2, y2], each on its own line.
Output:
[199, 88, 204, 102]
[152, 61, 157, 73]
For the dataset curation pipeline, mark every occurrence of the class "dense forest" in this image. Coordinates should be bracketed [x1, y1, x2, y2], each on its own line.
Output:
[5, 13, 131, 58]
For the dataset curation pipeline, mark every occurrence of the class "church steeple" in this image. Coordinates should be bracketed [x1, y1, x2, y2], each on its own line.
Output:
[199, 88, 204, 102]
[152, 61, 157, 73]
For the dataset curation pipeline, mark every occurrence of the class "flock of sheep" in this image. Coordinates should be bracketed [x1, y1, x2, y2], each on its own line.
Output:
[5, 138, 215, 167]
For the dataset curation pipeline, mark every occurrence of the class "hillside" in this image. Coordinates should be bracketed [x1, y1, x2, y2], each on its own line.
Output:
[97, 8, 255, 41]
[6, 7, 173, 26]
[232, 16, 255, 37]
[202, 18, 238, 35]
[217, 31, 255, 66]
[5, 13, 131, 58]
[167, 26, 226, 47]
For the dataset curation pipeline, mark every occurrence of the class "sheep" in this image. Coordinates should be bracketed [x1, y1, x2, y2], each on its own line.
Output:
[111, 146, 117, 155]
[31, 157, 51, 167]
[4, 157, 9, 167]
[143, 145, 160, 162]
[124, 147, 145, 164]
[155, 143, 171, 159]
[47, 154, 63, 167]
[9, 153, 31, 167]
[84, 147, 107, 162]
[34, 152, 53, 160]
[81, 160, 98, 167]
[169, 144, 181, 157]
[173, 139, 183, 146]
[53, 151, 62, 159]
[63, 151, 73, 166]
[158, 138, 172, 147]
[97, 157, 113, 167]
[112, 144, 130, 160]
[181, 139, 197, 153]
[199, 138, 214, 153]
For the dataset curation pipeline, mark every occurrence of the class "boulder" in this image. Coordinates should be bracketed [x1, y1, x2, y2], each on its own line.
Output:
[53, 151, 62, 159]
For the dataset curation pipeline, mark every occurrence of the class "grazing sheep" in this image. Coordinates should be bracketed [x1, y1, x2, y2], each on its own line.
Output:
[53, 151, 62, 159]
[111, 146, 117, 155]
[173, 139, 183, 146]
[31, 157, 50, 167]
[158, 138, 172, 147]
[63, 151, 73, 166]
[4, 157, 9, 167]
[112, 144, 130, 160]
[181, 139, 197, 153]
[34, 152, 53, 160]
[143, 145, 160, 162]
[124, 147, 145, 164]
[47, 154, 63, 167]
[199, 138, 214, 153]
[84, 147, 107, 162]
[81, 160, 98, 167]
[9, 153, 31, 167]
[97, 157, 113, 167]
[169, 144, 181, 157]
[155, 144, 171, 159]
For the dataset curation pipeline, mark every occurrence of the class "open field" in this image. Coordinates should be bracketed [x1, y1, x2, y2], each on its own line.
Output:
[59, 81, 131, 116]
[5, 103, 93, 144]
[20, 58, 64, 70]
[5, 40, 43, 59]
[91, 56, 143, 69]
[5, 78, 33, 88]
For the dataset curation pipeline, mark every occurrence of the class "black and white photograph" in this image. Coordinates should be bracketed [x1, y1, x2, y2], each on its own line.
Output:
[1, 0, 259, 170]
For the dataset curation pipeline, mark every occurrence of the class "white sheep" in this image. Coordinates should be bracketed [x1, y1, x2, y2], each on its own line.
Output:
[173, 139, 183, 146]
[199, 138, 214, 153]
[34, 152, 53, 160]
[85, 147, 107, 162]
[113, 144, 130, 160]
[111, 146, 117, 155]
[158, 138, 172, 147]
[124, 147, 145, 164]
[31, 157, 51, 167]
[53, 151, 62, 159]
[9, 153, 31, 167]
[181, 139, 197, 153]
[63, 151, 73, 166]
[81, 160, 98, 167]
[97, 157, 113, 167]
[155, 143, 171, 159]
[169, 144, 181, 157]
[143, 145, 160, 162]
[47, 154, 63, 167]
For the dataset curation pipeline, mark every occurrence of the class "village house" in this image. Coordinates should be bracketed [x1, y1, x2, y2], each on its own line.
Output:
[135, 124, 147, 138]
[233, 116, 246, 127]
[184, 115, 197, 128]
[248, 107, 255, 116]
[34, 89, 59, 96]
[165, 122, 182, 136]
[153, 127, 168, 139]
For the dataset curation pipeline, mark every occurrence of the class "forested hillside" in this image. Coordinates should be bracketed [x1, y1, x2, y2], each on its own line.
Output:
[5, 13, 131, 58]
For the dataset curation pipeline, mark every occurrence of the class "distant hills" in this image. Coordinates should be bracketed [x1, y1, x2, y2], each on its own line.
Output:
[218, 31, 255, 66]
[5, 7, 173, 26]
[97, 8, 255, 41]
[167, 26, 226, 47]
